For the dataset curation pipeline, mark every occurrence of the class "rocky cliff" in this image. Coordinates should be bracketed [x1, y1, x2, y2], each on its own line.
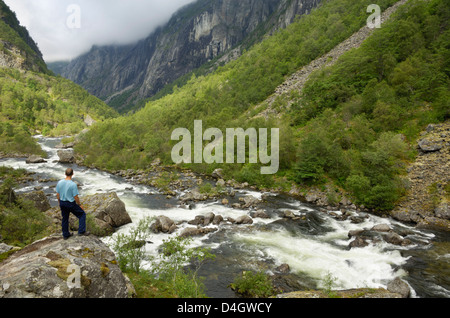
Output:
[0, 0, 48, 73]
[59, 0, 321, 112]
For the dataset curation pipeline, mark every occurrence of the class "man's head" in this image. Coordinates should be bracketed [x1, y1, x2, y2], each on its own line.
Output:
[65, 168, 74, 177]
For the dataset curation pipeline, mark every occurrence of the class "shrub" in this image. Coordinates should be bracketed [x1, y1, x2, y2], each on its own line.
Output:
[150, 236, 215, 298]
[230, 271, 278, 298]
[111, 217, 154, 273]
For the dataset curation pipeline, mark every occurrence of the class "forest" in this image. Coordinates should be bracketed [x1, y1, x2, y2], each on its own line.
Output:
[0, 67, 118, 156]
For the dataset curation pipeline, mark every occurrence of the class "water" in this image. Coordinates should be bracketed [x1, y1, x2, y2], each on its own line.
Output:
[1, 136, 449, 298]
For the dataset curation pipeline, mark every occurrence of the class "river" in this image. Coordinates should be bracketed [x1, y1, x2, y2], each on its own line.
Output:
[1, 136, 449, 298]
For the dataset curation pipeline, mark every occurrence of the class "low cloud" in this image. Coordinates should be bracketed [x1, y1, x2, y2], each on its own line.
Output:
[4, 0, 195, 62]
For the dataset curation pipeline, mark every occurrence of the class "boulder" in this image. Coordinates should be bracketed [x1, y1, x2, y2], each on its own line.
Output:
[179, 227, 218, 238]
[349, 236, 369, 248]
[382, 232, 407, 246]
[211, 169, 224, 180]
[282, 210, 296, 219]
[57, 150, 75, 164]
[235, 215, 253, 225]
[56, 141, 75, 149]
[435, 201, 450, 220]
[418, 138, 444, 153]
[188, 215, 205, 226]
[18, 191, 51, 212]
[204, 212, 215, 226]
[26, 155, 46, 164]
[216, 179, 226, 188]
[241, 195, 261, 209]
[82, 193, 132, 228]
[180, 189, 207, 202]
[387, 278, 411, 298]
[212, 214, 224, 225]
[46, 192, 132, 237]
[0, 235, 132, 298]
[371, 224, 392, 232]
[150, 216, 177, 234]
[251, 209, 270, 219]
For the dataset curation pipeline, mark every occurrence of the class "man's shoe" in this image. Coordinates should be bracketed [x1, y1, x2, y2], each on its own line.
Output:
[78, 231, 90, 237]
[64, 233, 74, 240]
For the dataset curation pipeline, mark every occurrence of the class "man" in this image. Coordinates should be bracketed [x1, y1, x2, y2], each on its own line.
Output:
[56, 168, 89, 240]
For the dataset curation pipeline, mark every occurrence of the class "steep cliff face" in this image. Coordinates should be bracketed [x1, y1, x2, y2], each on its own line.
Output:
[0, 0, 48, 73]
[60, 0, 321, 112]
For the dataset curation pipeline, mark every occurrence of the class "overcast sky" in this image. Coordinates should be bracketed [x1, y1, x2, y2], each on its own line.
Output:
[4, 0, 196, 62]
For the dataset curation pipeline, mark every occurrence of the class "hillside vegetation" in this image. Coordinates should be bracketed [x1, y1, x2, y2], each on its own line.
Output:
[0, 0, 118, 157]
[75, 0, 449, 212]
[0, 68, 118, 156]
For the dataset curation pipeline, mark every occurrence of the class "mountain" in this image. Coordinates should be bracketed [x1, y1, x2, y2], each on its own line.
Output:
[56, 0, 322, 112]
[0, 0, 117, 157]
[75, 0, 449, 227]
[0, 1, 47, 73]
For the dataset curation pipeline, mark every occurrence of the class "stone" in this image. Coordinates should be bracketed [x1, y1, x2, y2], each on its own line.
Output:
[387, 278, 410, 298]
[188, 215, 205, 226]
[82, 193, 131, 228]
[282, 210, 296, 219]
[275, 263, 290, 273]
[25, 155, 46, 164]
[305, 193, 318, 203]
[349, 236, 369, 248]
[151, 216, 176, 234]
[241, 195, 261, 209]
[252, 209, 270, 219]
[216, 179, 226, 187]
[181, 189, 207, 202]
[57, 150, 75, 163]
[212, 214, 224, 225]
[204, 212, 215, 226]
[179, 227, 218, 238]
[348, 229, 364, 238]
[435, 202, 450, 220]
[418, 138, 444, 153]
[382, 232, 405, 246]
[371, 224, 392, 232]
[235, 215, 253, 225]
[18, 191, 51, 212]
[0, 235, 131, 298]
[212, 169, 224, 180]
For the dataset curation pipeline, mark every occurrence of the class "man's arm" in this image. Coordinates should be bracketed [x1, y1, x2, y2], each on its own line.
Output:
[74, 195, 84, 209]
[57, 193, 60, 205]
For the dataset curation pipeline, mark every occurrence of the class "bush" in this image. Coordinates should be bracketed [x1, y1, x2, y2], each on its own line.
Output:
[111, 217, 154, 273]
[150, 236, 215, 298]
[230, 271, 278, 298]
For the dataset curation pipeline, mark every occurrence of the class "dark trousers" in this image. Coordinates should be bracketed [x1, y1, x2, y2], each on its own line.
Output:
[60, 201, 86, 238]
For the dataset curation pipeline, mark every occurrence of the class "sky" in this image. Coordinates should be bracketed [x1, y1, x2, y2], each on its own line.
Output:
[4, 0, 196, 62]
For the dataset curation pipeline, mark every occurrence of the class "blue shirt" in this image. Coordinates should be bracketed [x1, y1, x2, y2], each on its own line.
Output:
[56, 180, 79, 202]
